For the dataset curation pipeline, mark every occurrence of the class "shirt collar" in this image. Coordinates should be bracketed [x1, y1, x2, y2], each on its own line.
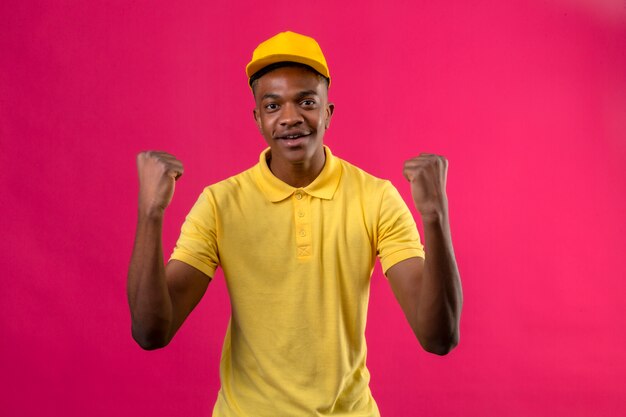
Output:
[254, 145, 342, 203]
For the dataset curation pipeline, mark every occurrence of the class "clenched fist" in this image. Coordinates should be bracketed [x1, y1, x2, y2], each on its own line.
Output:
[403, 153, 449, 221]
[136, 151, 184, 217]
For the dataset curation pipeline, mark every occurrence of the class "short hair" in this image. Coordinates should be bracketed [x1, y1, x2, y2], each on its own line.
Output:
[250, 62, 330, 95]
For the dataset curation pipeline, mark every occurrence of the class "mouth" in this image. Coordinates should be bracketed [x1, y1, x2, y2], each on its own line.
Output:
[275, 131, 312, 147]
[276, 131, 312, 140]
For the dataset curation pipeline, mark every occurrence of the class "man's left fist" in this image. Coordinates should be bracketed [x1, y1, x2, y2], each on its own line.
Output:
[403, 153, 449, 220]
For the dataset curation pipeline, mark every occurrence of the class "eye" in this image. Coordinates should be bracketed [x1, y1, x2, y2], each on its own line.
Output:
[264, 103, 279, 111]
[301, 99, 317, 107]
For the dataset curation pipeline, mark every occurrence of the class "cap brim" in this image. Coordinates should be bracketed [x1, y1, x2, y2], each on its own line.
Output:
[246, 54, 330, 80]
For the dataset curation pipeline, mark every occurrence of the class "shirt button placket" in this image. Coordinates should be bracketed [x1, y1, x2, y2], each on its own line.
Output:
[293, 189, 312, 259]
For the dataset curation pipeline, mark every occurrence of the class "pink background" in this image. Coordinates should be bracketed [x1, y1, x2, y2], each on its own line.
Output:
[1, 1, 625, 416]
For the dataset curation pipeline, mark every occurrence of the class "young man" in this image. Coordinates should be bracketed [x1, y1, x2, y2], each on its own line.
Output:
[127, 31, 462, 416]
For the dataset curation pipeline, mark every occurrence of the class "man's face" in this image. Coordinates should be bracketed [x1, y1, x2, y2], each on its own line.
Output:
[253, 66, 334, 170]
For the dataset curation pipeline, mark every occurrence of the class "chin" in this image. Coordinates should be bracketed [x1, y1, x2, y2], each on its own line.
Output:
[280, 147, 313, 165]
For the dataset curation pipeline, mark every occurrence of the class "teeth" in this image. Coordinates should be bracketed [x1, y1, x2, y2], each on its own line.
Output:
[282, 133, 308, 139]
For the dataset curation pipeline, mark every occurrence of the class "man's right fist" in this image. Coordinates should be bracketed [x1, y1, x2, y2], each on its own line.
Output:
[136, 151, 184, 217]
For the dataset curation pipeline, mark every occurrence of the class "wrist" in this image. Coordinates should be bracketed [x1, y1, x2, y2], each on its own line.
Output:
[137, 203, 166, 222]
[419, 208, 448, 225]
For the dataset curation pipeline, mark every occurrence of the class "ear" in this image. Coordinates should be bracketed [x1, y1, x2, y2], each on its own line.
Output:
[253, 108, 262, 132]
[324, 103, 335, 129]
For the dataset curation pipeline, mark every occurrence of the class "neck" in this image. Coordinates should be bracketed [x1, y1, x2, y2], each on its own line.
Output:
[268, 148, 326, 188]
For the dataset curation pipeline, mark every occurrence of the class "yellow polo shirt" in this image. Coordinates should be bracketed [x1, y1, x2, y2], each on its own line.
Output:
[170, 146, 424, 417]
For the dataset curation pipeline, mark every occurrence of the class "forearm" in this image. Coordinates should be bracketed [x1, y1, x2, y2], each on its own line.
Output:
[417, 210, 463, 354]
[127, 211, 174, 350]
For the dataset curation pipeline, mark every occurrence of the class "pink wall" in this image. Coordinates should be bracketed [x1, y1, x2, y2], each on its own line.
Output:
[1, 1, 625, 416]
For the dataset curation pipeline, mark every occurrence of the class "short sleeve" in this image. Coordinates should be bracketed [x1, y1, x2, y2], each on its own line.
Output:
[169, 188, 219, 278]
[377, 181, 425, 274]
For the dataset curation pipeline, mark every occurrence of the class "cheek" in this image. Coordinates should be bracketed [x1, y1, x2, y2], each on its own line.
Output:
[319, 112, 329, 129]
[260, 118, 275, 137]
[315, 111, 325, 126]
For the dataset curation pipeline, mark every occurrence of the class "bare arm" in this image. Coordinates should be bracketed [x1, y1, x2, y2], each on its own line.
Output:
[127, 151, 210, 350]
[386, 153, 462, 355]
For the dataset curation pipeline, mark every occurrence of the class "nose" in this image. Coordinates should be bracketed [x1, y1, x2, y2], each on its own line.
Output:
[279, 103, 303, 127]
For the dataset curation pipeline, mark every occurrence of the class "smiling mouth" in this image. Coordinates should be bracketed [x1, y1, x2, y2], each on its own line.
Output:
[276, 131, 312, 140]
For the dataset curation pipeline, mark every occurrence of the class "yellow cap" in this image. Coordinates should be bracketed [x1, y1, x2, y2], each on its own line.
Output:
[246, 31, 330, 86]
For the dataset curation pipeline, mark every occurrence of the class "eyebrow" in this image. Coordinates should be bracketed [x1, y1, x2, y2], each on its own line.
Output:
[261, 90, 320, 101]
[261, 93, 281, 100]
[295, 90, 319, 98]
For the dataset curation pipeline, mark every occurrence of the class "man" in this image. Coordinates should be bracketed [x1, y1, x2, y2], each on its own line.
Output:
[127, 31, 462, 416]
